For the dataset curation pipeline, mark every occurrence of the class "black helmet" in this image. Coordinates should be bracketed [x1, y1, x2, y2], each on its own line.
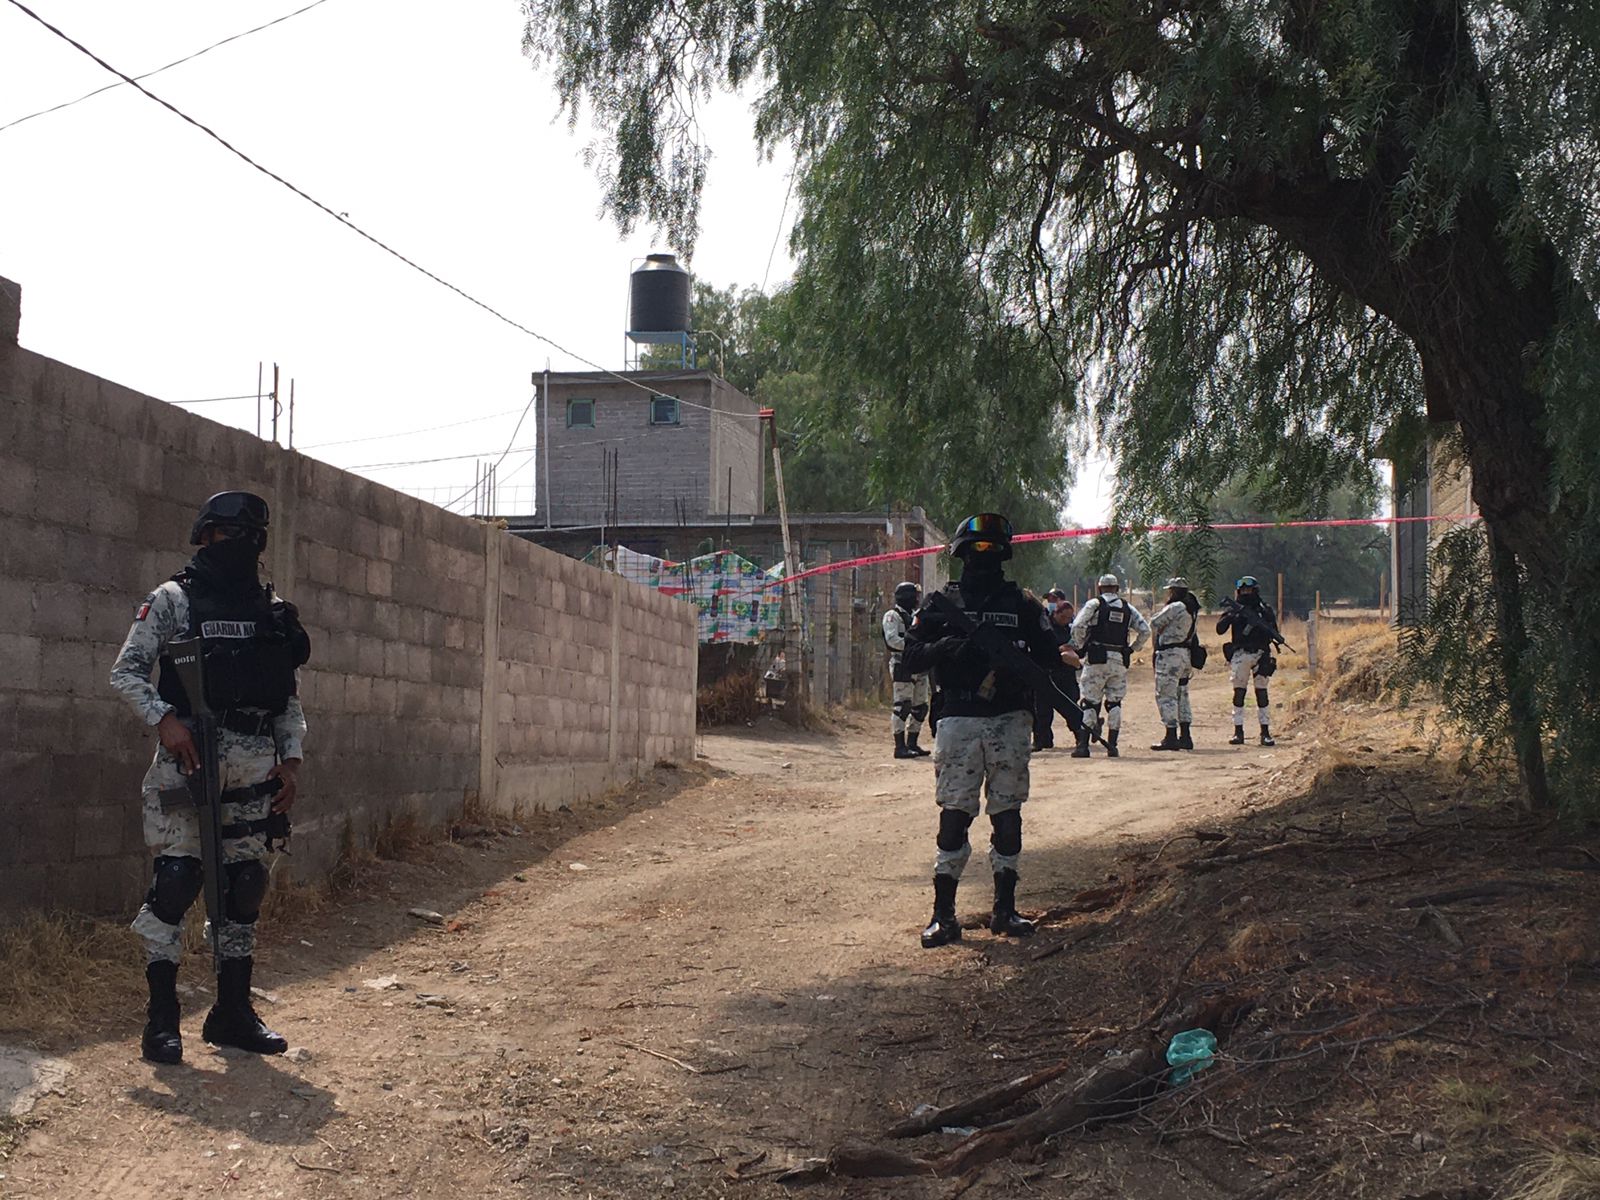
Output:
[948, 512, 1013, 560]
[1235, 574, 1260, 594]
[190, 491, 270, 546]
[894, 580, 921, 609]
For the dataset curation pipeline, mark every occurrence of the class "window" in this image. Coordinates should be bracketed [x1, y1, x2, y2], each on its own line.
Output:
[566, 398, 595, 428]
[649, 394, 680, 426]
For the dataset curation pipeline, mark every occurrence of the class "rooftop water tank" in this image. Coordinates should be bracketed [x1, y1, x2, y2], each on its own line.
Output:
[629, 253, 692, 334]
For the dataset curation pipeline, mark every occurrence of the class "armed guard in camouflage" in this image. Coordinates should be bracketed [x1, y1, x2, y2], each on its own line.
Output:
[883, 580, 932, 758]
[1149, 577, 1200, 751]
[110, 492, 310, 1064]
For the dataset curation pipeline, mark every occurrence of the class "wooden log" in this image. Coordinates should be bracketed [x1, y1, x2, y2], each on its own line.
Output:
[885, 1062, 1076, 1138]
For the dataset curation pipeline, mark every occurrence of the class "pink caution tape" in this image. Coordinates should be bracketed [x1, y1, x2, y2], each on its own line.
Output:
[740, 513, 1478, 596]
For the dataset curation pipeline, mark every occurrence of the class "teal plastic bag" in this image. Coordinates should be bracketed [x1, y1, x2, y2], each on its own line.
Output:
[1166, 1029, 1218, 1086]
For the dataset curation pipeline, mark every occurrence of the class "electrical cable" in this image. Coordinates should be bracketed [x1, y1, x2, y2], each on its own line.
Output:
[0, 0, 337, 135]
[2, 0, 787, 435]
[299, 405, 525, 449]
[170, 393, 260, 404]
[345, 444, 537, 471]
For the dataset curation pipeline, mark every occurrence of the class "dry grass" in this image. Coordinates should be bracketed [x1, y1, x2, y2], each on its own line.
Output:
[697, 666, 765, 726]
[0, 912, 144, 1045]
[1434, 1077, 1511, 1139]
[1502, 1146, 1600, 1200]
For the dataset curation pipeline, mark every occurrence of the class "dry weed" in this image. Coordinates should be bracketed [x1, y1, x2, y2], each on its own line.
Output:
[1434, 1077, 1510, 1138]
[0, 911, 143, 1044]
[1501, 1146, 1600, 1200]
[697, 666, 765, 726]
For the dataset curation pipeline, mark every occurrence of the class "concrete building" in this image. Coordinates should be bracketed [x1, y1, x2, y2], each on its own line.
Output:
[536, 370, 764, 528]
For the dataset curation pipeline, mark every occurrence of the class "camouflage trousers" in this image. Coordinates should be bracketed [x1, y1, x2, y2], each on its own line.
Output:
[891, 674, 931, 736]
[1228, 649, 1271, 727]
[1154, 648, 1194, 727]
[130, 729, 277, 964]
[1078, 658, 1130, 731]
[932, 710, 1032, 877]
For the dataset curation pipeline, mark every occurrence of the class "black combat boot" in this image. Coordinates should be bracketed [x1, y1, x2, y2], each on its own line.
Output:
[989, 870, 1036, 938]
[894, 731, 913, 759]
[1228, 726, 1246, 745]
[906, 732, 931, 758]
[1105, 729, 1120, 758]
[202, 957, 287, 1055]
[920, 875, 963, 949]
[1260, 725, 1276, 747]
[141, 960, 183, 1065]
[1177, 723, 1194, 750]
[1151, 726, 1180, 751]
[1070, 726, 1091, 758]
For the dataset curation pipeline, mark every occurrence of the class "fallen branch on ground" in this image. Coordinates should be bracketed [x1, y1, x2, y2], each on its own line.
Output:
[1398, 880, 1556, 908]
[885, 1062, 1076, 1138]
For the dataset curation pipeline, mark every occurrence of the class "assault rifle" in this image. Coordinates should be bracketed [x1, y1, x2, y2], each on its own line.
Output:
[926, 591, 1103, 744]
[164, 638, 229, 972]
[1221, 601, 1297, 653]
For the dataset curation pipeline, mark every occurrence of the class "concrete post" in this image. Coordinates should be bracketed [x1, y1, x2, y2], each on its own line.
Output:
[478, 523, 503, 812]
[607, 571, 623, 768]
[269, 448, 299, 597]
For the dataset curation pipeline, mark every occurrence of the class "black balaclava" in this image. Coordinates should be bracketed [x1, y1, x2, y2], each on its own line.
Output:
[958, 548, 1006, 598]
[190, 533, 264, 596]
[1239, 588, 1262, 607]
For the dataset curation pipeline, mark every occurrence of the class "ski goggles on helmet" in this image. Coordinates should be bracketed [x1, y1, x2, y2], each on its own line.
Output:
[1235, 575, 1260, 590]
[952, 513, 1012, 542]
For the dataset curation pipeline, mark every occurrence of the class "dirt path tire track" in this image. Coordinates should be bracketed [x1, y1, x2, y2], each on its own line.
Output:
[6, 668, 1309, 1198]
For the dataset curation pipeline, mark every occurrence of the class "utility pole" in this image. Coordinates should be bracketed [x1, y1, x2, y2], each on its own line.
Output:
[542, 363, 552, 529]
[270, 362, 281, 445]
[771, 423, 803, 703]
[288, 378, 295, 449]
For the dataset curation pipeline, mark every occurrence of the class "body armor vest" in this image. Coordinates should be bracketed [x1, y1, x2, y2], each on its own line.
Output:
[156, 573, 308, 717]
[1086, 596, 1132, 663]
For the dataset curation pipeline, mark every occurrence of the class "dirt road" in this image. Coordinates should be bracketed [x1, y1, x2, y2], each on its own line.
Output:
[5, 667, 1309, 1198]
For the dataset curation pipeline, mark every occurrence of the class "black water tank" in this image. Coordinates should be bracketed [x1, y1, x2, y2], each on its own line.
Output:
[629, 253, 692, 333]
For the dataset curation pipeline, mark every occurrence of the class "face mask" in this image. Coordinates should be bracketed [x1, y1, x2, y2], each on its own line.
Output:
[194, 536, 261, 587]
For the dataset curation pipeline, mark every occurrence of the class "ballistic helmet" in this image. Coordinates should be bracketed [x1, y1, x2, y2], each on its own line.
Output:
[894, 580, 921, 609]
[1165, 576, 1190, 591]
[1044, 588, 1068, 602]
[948, 513, 1014, 560]
[1235, 574, 1260, 592]
[190, 491, 270, 547]
[1097, 573, 1120, 590]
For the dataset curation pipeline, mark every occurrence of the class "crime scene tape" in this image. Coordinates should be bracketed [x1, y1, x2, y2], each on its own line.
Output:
[741, 513, 1478, 597]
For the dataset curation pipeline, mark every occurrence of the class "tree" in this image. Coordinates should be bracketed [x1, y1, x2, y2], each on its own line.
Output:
[685, 281, 1076, 539]
[523, 0, 1600, 808]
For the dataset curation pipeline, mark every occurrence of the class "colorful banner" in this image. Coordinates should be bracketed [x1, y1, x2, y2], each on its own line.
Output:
[584, 544, 784, 643]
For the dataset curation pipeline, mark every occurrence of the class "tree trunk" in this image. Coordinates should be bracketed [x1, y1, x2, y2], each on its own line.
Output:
[1484, 522, 1552, 811]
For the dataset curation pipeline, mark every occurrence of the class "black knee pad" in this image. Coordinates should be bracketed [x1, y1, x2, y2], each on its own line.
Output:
[1254, 686, 1270, 708]
[989, 809, 1022, 857]
[147, 856, 204, 925]
[1232, 688, 1248, 708]
[1080, 699, 1098, 714]
[910, 704, 929, 721]
[224, 860, 270, 924]
[1177, 678, 1189, 689]
[937, 808, 974, 852]
[1105, 701, 1121, 712]
[892, 701, 912, 718]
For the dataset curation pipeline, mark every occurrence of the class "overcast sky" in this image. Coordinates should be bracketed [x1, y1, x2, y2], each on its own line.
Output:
[0, 0, 1113, 526]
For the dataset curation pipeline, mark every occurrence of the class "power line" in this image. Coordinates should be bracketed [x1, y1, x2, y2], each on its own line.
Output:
[170, 393, 259, 405]
[2, 0, 782, 434]
[347, 443, 536, 471]
[299, 405, 525, 449]
[0, 0, 337, 135]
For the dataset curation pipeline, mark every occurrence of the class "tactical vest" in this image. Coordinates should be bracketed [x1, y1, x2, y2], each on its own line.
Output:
[932, 580, 1036, 715]
[1085, 597, 1131, 663]
[883, 605, 913, 652]
[156, 574, 309, 718]
[1156, 601, 1197, 651]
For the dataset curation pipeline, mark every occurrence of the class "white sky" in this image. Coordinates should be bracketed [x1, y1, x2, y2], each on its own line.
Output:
[0, 0, 1112, 526]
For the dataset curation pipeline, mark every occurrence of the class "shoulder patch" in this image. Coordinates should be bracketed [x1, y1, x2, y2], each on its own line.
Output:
[135, 594, 155, 621]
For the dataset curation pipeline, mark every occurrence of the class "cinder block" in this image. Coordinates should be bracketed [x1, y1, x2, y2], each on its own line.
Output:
[337, 551, 367, 595]
[72, 804, 125, 859]
[39, 639, 98, 695]
[0, 458, 38, 517]
[366, 559, 393, 597]
[29, 587, 89, 639]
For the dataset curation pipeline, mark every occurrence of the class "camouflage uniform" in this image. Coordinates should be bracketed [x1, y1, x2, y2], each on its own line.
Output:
[1149, 600, 1196, 727]
[110, 581, 306, 964]
[882, 606, 931, 739]
[1069, 595, 1151, 733]
[931, 711, 1033, 876]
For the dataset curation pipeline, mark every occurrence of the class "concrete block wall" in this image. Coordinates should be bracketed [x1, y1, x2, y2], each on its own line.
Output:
[0, 278, 698, 916]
